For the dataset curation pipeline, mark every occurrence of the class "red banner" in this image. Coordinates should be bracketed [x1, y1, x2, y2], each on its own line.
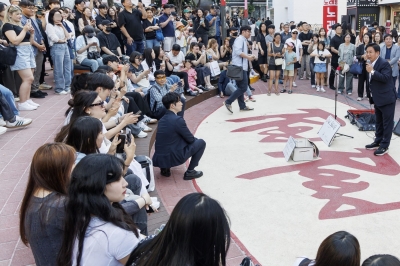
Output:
[323, 5, 338, 31]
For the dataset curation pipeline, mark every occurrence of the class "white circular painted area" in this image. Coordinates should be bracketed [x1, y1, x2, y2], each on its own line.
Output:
[194, 94, 400, 265]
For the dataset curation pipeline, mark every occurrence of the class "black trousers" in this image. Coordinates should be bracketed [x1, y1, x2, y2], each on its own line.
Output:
[171, 71, 189, 91]
[125, 91, 152, 118]
[357, 67, 367, 98]
[329, 62, 338, 87]
[374, 101, 396, 149]
[186, 139, 206, 170]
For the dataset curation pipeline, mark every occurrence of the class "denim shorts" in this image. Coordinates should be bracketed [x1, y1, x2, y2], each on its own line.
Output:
[10, 45, 36, 71]
[314, 63, 327, 73]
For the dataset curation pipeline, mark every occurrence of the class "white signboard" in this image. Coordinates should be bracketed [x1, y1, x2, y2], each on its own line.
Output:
[318, 115, 341, 147]
[283, 136, 296, 162]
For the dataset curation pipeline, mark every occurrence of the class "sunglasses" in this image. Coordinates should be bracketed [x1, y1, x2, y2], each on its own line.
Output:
[292, 32, 298, 34]
[89, 101, 105, 107]
[156, 75, 166, 79]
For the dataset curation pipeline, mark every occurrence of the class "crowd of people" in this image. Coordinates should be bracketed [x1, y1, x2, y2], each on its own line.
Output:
[0, 0, 399, 263]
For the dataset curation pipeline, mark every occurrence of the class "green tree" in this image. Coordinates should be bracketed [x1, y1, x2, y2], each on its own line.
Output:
[248, 4, 255, 16]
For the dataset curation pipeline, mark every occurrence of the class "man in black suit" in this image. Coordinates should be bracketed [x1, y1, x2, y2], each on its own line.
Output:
[152, 92, 206, 180]
[365, 43, 397, 156]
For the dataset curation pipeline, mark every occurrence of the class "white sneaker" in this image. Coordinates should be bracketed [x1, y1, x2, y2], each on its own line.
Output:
[316, 86, 320, 92]
[293, 82, 297, 87]
[141, 115, 157, 124]
[18, 102, 37, 111]
[14, 97, 20, 102]
[320, 87, 326, 92]
[0, 126, 6, 135]
[357, 97, 362, 101]
[347, 92, 352, 95]
[0, 117, 5, 127]
[55, 91, 68, 95]
[5, 116, 32, 128]
[27, 99, 40, 107]
[312, 85, 316, 88]
[138, 121, 152, 132]
[136, 130, 148, 138]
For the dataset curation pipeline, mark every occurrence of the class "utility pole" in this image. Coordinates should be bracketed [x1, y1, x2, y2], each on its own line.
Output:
[221, 0, 227, 40]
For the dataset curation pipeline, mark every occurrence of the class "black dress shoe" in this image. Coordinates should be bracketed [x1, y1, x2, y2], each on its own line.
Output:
[160, 168, 171, 177]
[183, 170, 203, 180]
[30, 91, 45, 98]
[37, 90, 48, 96]
[329, 86, 336, 91]
[365, 142, 380, 150]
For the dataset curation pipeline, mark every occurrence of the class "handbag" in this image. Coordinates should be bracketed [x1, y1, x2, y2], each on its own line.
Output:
[209, 60, 221, 77]
[83, 36, 101, 60]
[227, 40, 245, 80]
[272, 42, 283, 65]
[349, 62, 363, 75]
[0, 44, 17, 65]
[154, 19, 164, 42]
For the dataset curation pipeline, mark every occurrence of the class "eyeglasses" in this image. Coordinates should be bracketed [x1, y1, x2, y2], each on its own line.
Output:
[89, 101, 105, 107]
[292, 32, 298, 34]
[135, 57, 143, 61]
[156, 75, 166, 79]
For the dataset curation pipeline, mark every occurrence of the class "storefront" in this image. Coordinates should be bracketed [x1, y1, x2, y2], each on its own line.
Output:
[346, 0, 380, 32]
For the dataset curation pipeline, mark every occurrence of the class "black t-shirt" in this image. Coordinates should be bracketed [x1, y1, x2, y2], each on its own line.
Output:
[118, 9, 144, 41]
[330, 35, 344, 64]
[299, 31, 313, 55]
[97, 31, 121, 54]
[142, 18, 157, 40]
[256, 32, 268, 53]
[95, 14, 112, 28]
[229, 37, 237, 48]
[185, 52, 201, 62]
[74, 10, 83, 37]
[2, 23, 31, 43]
[154, 57, 162, 70]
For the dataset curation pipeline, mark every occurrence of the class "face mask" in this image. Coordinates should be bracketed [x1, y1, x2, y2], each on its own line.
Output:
[87, 33, 95, 38]
[232, 32, 238, 37]
[105, 27, 112, 32]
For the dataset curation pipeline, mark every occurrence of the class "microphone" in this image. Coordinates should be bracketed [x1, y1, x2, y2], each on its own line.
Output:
[367, 59, 371, 64]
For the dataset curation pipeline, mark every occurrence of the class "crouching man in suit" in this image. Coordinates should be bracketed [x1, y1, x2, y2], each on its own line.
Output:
[152, 92, 206, 180]
[365, 43, 397, 156]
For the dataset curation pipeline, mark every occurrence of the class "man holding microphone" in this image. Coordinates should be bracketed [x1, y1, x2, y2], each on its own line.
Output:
[365, 43, 397, 156]
[224, 25, 255, 113]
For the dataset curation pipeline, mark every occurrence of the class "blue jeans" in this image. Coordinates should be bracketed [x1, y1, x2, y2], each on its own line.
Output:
[225, 70, 248, 109]
[145, 39, 160, 49]
[0, 85, 18, 120]
[51, 44, 72, 93]
[125, 40, 144, 56]
[80, 58, 103, 72]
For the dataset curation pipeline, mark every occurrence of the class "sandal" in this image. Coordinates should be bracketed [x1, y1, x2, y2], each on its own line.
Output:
[288, 90, 293, 94]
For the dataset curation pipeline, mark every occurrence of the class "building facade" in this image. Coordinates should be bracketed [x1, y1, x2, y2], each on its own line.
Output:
[347, 0, 380, 32]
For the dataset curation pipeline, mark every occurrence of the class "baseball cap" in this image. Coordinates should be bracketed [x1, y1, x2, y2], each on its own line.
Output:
[292, 29, 299, 33]
[287, 42, 294, 47]
[100, 19, 112, 25]
[163, 4, 173, 8]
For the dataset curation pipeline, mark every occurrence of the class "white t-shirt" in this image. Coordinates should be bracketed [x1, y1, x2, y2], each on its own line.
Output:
[75, 35, 101, 64]
[175, 29, 186, 48]
[312, 49, 331, 64]
[72, 217, 141, 266]
[250, 24, 256, 37]
[167, 51, 185, 72]
[285, 38, 302, 61]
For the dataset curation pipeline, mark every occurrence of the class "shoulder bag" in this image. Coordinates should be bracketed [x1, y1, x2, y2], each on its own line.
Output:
[273, 42, 283, 65]
[226, 39, 245, 80]
[0, 44, 17, 66]
[83, 36, 101, 60]
[154, 18, 164, 42]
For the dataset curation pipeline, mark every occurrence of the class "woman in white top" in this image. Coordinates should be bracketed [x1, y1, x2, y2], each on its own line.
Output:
[292, 231, 360, 266]
[75, 25, 103, 72]
[57, 154, 143, 266]
[310, 41, 331, 92]
[46, 8, 72, 95]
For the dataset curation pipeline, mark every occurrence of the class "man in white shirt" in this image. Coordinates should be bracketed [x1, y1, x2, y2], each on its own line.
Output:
[167, 44, 185, 72]
[285, 29, 303, 87]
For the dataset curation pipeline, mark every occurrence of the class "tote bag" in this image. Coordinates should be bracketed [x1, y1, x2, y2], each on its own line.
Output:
[209, 61, 221, 76]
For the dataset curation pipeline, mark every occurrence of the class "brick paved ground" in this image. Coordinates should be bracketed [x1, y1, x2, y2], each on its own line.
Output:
[0, 66, 399, 265]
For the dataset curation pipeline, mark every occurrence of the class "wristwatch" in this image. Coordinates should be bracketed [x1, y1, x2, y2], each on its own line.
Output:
[371, 70, 375, 75]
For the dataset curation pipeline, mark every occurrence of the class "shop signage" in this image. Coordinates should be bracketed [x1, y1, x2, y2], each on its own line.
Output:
[323, 0, 338, 30]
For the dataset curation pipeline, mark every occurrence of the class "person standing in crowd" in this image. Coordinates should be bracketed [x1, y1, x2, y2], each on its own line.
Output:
[282, 42, 297, 94]
[73, 0, 93, 37]
[329, 24, 343, 90]
[356, 32, 371, 101]
[3, 5, 38, 111]
[206, 6, 221, 46]
[57, 154, 142, 266]
[318, 27, 329, 86]
[158, 4, 175, 52]
[356, 26, 368, 47]
[142, 7, 160, 49]
[223, 25, 255, 113]
[153, 92, 205, 179]
[118, 0, 146, 55]
[281, 23, 291, 43]
[175, 22, 187, 54]
[373, 32, 383, 45]
[108, 6, 124, 54]
[285, 28, 303, 87]
[308, 33, 319, 88]
[365, 43, 397, 156]
[380, 34, 400, 89]
[19, 143, 75, 266]
[267, 33, 284, 95]
[20, 0, 47, 100]
[193, 9, 209, 48]
[299, 22, 312, 80]
[310, 41, 331, 92]
[46, 8, 72, 95]
[337, 33, 355, 95]
[75, 25, 103, 72]
[95, 3, 111, 30]
[257, 22, 268, 81]
[77, 7, 96, 33]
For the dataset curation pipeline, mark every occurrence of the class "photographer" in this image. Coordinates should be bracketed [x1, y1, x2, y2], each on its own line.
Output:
[75, 25, 103, 72]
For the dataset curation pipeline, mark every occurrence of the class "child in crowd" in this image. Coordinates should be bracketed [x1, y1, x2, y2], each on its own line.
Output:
[311, 41, 332, 93]
[175, 22, 187, 55]
[283, 42, 297, 94]
[187, 28, 197, 50]
[182, 60, 203, 95]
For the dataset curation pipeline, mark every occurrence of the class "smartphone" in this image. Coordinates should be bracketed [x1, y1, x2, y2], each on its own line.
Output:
[126, 128, 132, 145]
[116, 134, 126, 154]
[177, 81, 182, 86]
[135, 110, 142, 115]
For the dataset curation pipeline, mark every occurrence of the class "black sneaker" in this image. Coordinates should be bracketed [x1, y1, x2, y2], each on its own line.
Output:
[160, 168, 171, 177]
[183, 170, 203, 180]
[329, 86, 336, 90]
[30, 91, 45, 98]
[240, 106, 254, 111]
[223, 101, 233, 113]
[374, 147, 389, 156]
[365, 142, 380, 150]
[38, 90, 48, 96]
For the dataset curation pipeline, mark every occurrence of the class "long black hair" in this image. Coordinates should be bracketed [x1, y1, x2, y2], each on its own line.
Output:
[127, 193, 231, 266]
[54, 91, 98, 143]
[143, 48, 154, 70]
[57, 154, 139, 266]
[65, 116, 102, 155]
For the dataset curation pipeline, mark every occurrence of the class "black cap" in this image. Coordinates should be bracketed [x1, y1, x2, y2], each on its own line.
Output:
[163, 4, 174, 8]
[100, 19, 112, 25]
[83, 25, 95, 34]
